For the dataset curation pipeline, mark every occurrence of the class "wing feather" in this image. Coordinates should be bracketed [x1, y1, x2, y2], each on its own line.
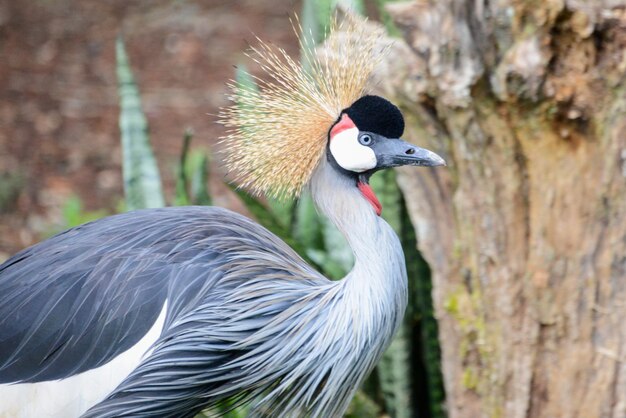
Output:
[0, 206, 318, 385]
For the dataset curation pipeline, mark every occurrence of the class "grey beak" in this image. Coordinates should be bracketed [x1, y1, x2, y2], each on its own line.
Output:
[372, 137, 446, 169]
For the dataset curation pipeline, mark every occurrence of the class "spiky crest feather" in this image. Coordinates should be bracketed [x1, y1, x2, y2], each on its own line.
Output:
[219, 15, 382, 199]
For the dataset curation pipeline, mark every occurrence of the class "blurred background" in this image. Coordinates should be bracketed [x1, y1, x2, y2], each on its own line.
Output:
[2, 0, 626, 417]
[0, 0, 299, 257]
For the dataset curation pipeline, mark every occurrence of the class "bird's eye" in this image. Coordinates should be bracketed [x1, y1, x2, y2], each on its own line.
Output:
[359, 134, 372, 146]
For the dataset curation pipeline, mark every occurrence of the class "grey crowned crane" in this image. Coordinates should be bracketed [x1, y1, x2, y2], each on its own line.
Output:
[0, 18, 445, 418]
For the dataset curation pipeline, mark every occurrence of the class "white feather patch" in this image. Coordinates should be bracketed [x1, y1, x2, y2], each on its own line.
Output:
[329, 127, 377, 173]
[0, 301, 168, 418]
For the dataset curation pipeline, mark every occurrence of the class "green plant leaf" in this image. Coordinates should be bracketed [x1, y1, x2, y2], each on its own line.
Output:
[189, 151, 211, 206]
[337, 0, 365, 15]
[62, 195, 108, 228]
[306, 248, 348, 280]
[116, 36, 165, 211]
[267, 198, 295, 230]
[230, 186, 318, 269]
[300, 0, 330, 54]
[320, 216, 353, 278]
[299, 0, 364, 58]
[375, 0, 406, 37]
[345, 389, 382, 418]
[377, 323, 412, 418]
[292, 191, 325, 253]
[174, 129, 194, 206]
[370, 170, 401, 232]
[200, 399, 250, 418]
[173, 127, 211, 207]
[235, 64, 257, 92]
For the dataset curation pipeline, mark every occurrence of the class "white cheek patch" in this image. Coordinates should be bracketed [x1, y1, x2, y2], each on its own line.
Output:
[329, 127, 377, 173]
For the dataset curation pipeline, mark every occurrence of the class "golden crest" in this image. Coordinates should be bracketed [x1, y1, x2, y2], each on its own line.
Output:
[219, 14, 382, 199]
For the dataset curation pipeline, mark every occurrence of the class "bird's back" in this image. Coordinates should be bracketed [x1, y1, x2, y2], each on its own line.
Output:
[0, 206, 327, 417]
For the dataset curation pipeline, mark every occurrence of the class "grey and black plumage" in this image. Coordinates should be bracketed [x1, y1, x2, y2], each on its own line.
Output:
[1, 207, 329, 416]
[0, 16, 445, 418]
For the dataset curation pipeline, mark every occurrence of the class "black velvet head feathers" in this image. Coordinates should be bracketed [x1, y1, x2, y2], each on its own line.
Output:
[343, 95, 405, 138]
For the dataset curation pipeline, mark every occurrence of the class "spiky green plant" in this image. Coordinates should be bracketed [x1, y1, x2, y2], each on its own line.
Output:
[175, 129, 212, 207]
[116, 37, 165, 211]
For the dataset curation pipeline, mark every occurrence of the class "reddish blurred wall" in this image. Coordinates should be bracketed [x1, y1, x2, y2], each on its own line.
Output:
[0, 0, 299, 258]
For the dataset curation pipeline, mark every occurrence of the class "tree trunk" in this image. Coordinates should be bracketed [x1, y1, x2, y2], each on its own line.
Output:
[374, 1, 626, 417]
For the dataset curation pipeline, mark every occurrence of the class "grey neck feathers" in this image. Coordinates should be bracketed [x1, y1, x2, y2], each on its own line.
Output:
[309, 159, 408, 341]
[199, 160, 411, 418]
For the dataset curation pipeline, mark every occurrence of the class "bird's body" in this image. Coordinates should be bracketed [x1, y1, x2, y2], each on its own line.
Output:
[0, 15, 446, 417]
[0, 160, 408, 417]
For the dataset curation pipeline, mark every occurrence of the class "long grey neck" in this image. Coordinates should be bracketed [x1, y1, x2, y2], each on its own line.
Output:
[309, 159, 408, 331]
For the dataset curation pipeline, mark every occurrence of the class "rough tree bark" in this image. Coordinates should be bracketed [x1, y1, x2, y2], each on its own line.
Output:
[371, 1, 626, 417]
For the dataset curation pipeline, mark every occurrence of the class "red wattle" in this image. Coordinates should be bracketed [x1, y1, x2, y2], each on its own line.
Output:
[357, 182, 382, 216]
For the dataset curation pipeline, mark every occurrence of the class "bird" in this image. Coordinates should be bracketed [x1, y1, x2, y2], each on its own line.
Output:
[0, 16, 445, 418]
